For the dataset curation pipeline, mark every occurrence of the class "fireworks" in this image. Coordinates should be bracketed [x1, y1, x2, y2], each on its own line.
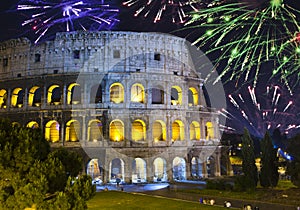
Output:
[185, 0, 300, 89]
[18, 0, 119, 43]
[220, 84, 299, 138]
[122, 0, 208, 24]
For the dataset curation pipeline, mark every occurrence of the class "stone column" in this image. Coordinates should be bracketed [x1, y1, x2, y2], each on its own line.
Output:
[124, 157, 132, 183]
[24, 88, 28, 109]
[62, 83, 67, 108]
[60, 121, 65, 146]
[82, 115, 86, 142]
[202, 161, 208, 178]
[167, 159, 173, 182]
[215, 151, 221, 177]
[185, 157, 191, 180]
[7, 89, 11, 110]
[146, 158, 153, 183]
[42, 86, 47, 108]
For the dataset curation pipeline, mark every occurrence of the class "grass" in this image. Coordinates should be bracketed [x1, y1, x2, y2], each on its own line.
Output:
[177, 180, 300, 206]
[87, 191, 225, 210]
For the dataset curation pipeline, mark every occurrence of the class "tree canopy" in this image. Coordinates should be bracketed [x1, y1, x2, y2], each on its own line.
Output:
[0, 118, 95, 209]
[286, 134, 300, 187]
[259, 132, 279, 188]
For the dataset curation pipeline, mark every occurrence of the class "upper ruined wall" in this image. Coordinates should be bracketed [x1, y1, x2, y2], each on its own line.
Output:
[0, 31, 200, 80]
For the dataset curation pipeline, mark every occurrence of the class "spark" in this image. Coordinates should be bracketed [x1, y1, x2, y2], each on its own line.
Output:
[224, 84, 298, 137]
[123, 0, 207, 24]
[18, 0, 119, 43]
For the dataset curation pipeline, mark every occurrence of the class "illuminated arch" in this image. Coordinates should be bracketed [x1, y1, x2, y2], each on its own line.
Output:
[28, 86, 41, 107]
[173, 157, 186, 180]
[171, 86, 182, 105]
[153, 157, 167, 182]
[131, 83, 145, 103]
[88, 119, 103, 141]
[26, 121, 39, 129]
[65, 120, 80, 142]
[132, 119, 146, 141]
[90, 84, 102, 103]
[67, 83, 81, 105]
[190, 121, 201, 140]
[109, 120, 124, 141]
[188, 87, 198, 106]
[152, 120, 166, 141]
[132, 158, 147, 183]
[110, 158, 125, 182]
[172, 120, 185, 141]
[11, 88, 23, 107]
[45, 120, 60, 142]
[0, 89, 7, 108]
[87, 159, 103, 180]
[47, 85, 61, 105]
[12, 122, 21, 127]
[205, 122, 214, 140]
[110, 83, 124, 103]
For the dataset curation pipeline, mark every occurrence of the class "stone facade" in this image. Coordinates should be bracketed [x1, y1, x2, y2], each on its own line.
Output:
[0, 31, 227, 183]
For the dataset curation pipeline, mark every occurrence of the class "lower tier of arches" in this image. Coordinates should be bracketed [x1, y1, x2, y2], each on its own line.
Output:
[81, 146, 232, 184]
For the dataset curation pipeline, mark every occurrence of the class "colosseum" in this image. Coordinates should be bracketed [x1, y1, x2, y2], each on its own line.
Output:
[0, 31, 230, 183]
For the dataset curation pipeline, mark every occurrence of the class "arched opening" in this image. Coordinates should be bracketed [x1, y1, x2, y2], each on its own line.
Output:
[28, 86, 41, 107]
[67, 83, 81, 105]
[110, 158, 125, 183]
[26, 121, 39, 129]
[171, 86, 182, 105]
[131, 83, 144, 103]
[132, 158, 147, 183]
[152, 120, 166, 141]
[88, 119, 103, 141]
[0, 89, 7, 108]
[87, 159, 103, 183]
[132, 119, 146, 141]
[153, 158, 167, 182]
[173, 157, 186, 180]
[48, 85, 61, 105]
[110, 83, 124, 103]
[12, 122, 21, 127]
[151, 87, 164, 104]
[205, 122, 214, 140]
[191, 157, 202, 178]
[109, 120, 124, 141]
[45, 120, 60, 142]
[65, 120, 80, 142]
[172, 120, 185, 141]
[207, 156, 215, 177]
[90, 84, 102, 103]
[11, 88, 23, 107]
[190, 121, 201, 140]
[188, 87, 199, 106]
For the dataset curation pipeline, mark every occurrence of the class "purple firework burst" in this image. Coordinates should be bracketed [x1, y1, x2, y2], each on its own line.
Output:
[18, 0, 119, 43]
[220, 84, 300, 138]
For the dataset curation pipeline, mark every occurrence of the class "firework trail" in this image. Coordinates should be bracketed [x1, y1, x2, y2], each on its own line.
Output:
[220, 84, 299, 138]
[18, 0, 119, 43]
[123, 0, 208, 24]
[185, 0, 300, 90]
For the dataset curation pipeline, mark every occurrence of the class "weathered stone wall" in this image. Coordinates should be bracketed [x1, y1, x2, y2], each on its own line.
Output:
[0, 31, 225, 182]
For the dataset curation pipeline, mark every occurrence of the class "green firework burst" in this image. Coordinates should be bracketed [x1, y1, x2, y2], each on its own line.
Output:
[185, 0, 300, 90]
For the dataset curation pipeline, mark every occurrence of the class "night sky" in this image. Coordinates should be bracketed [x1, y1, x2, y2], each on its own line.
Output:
[0, 0, 300, 138]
